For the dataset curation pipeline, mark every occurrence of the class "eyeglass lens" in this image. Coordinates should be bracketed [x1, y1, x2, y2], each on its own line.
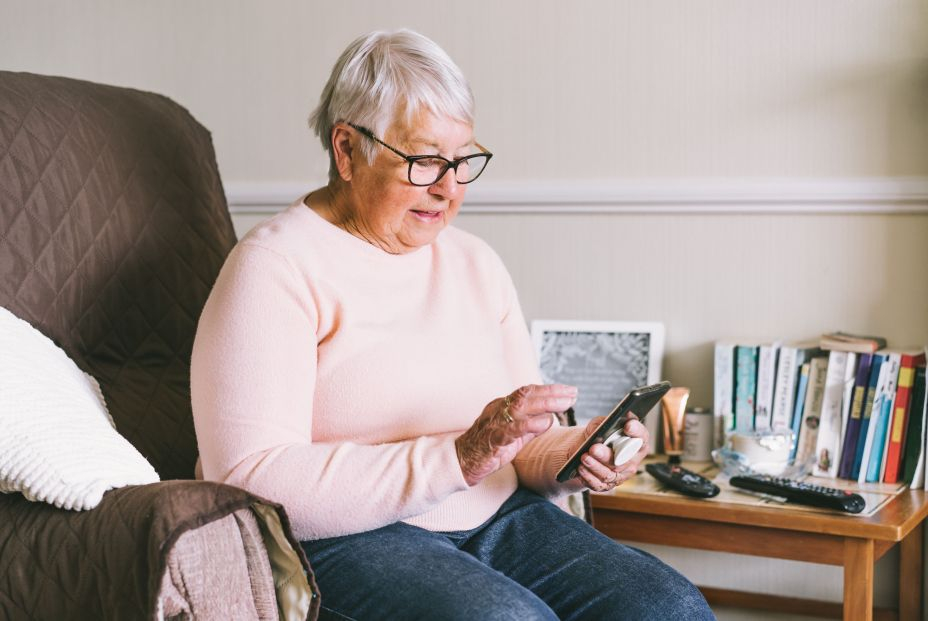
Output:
[409, 155, 490, 186]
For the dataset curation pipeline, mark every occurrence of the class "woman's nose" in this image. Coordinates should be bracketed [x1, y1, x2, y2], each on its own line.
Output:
[429, 167, 459, 199]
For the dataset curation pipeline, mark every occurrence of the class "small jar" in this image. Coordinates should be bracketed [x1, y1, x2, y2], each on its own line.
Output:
[683, 407, 715, 462]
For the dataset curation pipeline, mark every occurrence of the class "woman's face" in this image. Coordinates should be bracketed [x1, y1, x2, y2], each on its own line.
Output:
[340, 110, 475, 254]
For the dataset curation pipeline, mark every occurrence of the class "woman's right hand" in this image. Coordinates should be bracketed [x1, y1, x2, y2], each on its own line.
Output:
[455, 384, 578, 486]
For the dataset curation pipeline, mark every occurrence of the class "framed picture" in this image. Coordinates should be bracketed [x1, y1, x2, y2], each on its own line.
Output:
[531, 320, 665, 437]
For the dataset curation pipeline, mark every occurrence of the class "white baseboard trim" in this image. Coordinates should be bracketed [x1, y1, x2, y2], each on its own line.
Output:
[225, 177, 928, 215]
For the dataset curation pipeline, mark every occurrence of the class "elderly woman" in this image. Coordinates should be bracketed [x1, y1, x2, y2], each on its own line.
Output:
[192, 29, 714, 620]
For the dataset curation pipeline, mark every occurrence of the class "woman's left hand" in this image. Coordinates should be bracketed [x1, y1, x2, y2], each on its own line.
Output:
[572, 414, 649, 492]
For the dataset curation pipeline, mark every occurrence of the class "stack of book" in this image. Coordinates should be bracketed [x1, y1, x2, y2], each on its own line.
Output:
[714, 333, 928, 486]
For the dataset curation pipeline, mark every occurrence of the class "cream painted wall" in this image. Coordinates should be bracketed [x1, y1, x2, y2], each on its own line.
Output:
[4, 1, 928, 181]
[5, 0, 928, 616]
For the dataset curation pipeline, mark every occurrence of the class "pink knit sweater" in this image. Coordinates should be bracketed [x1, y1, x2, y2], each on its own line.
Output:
[191, 198, 585, 540]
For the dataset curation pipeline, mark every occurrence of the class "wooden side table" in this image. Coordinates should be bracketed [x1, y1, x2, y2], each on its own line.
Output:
[591, 487, 928, 621]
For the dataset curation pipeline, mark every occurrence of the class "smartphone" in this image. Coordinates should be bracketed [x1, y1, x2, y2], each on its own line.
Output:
[555, 381, 671, 483]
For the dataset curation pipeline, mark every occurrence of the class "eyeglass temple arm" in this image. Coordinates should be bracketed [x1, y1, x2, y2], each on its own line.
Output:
[350, 122, 492, 161]
[347, 123, 413, 160]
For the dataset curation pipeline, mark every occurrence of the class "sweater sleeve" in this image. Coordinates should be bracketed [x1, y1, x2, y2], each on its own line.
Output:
[491, 258, 588, 498]
[191, 243, 468, 540]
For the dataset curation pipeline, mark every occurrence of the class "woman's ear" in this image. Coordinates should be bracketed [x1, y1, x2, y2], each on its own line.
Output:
[331, 124, 354, 182]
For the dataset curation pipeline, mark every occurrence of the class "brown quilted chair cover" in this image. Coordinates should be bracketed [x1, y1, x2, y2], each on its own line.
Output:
[0, 71, 318, 620]
[0, 70, 233, 479]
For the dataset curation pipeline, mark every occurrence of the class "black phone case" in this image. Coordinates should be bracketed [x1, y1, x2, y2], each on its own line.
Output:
[555, 381, 671, 483]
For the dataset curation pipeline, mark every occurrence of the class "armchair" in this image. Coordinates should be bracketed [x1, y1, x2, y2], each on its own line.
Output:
[0, 71, 319, 620]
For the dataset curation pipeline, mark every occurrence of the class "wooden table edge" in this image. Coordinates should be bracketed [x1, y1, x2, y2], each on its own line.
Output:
[591, 488, 928, 543]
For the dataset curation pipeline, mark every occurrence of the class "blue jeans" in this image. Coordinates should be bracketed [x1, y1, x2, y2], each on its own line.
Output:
[301, 488, 715, 620]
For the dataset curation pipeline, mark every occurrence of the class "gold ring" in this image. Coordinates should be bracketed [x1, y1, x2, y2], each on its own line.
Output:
[502, 407, 514, 424]
[501, 395, 514, 424]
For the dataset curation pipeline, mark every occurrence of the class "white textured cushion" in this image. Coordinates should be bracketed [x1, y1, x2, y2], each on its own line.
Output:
[0, 307, 160, 510]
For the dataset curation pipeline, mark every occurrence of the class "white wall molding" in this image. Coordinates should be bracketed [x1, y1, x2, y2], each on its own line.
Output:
[226, 177, 928, 215]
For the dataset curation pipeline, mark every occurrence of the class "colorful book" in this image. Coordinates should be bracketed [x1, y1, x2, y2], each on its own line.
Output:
[865, 352, 901, 483]
[754, 342, 781, 431]
[865, 390, 893, 483]
[789, 362, 811, 462]
[851, 354, 884, 479]
[856, 355, 891, 483]
[771, 340, 821, 431]
[734, 345, 759, 432]
[911, 348, 928, 489]
[883, 350, 928, 483]
[814, 351, 855, 477]
[794, 356, 828, 468]
[838, 353, 859, 474]
[714, 341, 737, 443]
[838, 353, 873, 479]
[820, 332, 888, 354]
[881, 349, 921, 481]
[902, 366, 927, 485]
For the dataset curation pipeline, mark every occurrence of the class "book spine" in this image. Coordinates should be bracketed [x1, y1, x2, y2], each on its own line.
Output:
[754, 343, 780, 431]
[879, 355, 901, 482]
[866, 354, 900, 483]
[884, 353, 928, 483]
[866, 398, 893, 482]
[814, 350, 848, 477]
[820, 333, 888, 353]
[734, 345, 758, 432]
[714, 342, 736, 444]
[851, 355, 885, 479]
[771, 347, 798, 431]
[911, 362, 928, 489]
[902, 366, 927, 484]
[858, 356, 890, 483]
[838, 353, 873, 478]
[838, 353, 859, 473]
[795, 357, 827, 468]
[789, 362, 811, 462]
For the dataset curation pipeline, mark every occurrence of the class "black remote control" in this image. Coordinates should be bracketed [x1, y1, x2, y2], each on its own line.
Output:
[729, 475, 866, 514]
[645, 463, 720, 498]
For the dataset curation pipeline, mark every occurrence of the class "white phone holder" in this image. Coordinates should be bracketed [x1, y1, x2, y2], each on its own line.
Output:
[608, 435, 643, 466]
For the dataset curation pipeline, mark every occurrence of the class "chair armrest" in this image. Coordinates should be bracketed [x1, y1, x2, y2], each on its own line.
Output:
[159, 507, 277, 619]
[0, 480, 318, 621]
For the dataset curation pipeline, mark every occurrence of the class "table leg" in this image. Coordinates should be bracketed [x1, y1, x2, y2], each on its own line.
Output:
[899, 522, 924, 621]
[843, 538, 873, 621]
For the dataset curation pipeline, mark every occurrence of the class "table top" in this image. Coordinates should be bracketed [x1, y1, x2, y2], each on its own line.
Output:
[591, 466, 928, 542]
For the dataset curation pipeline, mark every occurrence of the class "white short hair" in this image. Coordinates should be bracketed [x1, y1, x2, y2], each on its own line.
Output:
[309, 29, 475, 182]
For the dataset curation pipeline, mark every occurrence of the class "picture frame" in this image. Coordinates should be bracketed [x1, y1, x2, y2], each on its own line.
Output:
[531, 320, 666, 443]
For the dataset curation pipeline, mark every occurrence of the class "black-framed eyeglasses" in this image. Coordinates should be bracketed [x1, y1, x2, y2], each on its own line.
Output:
[348, 123, 493, 187]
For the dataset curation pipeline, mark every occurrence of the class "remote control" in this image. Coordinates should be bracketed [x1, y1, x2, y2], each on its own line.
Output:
[729, 475, 866, 514]
[645, 463, 720, 498]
